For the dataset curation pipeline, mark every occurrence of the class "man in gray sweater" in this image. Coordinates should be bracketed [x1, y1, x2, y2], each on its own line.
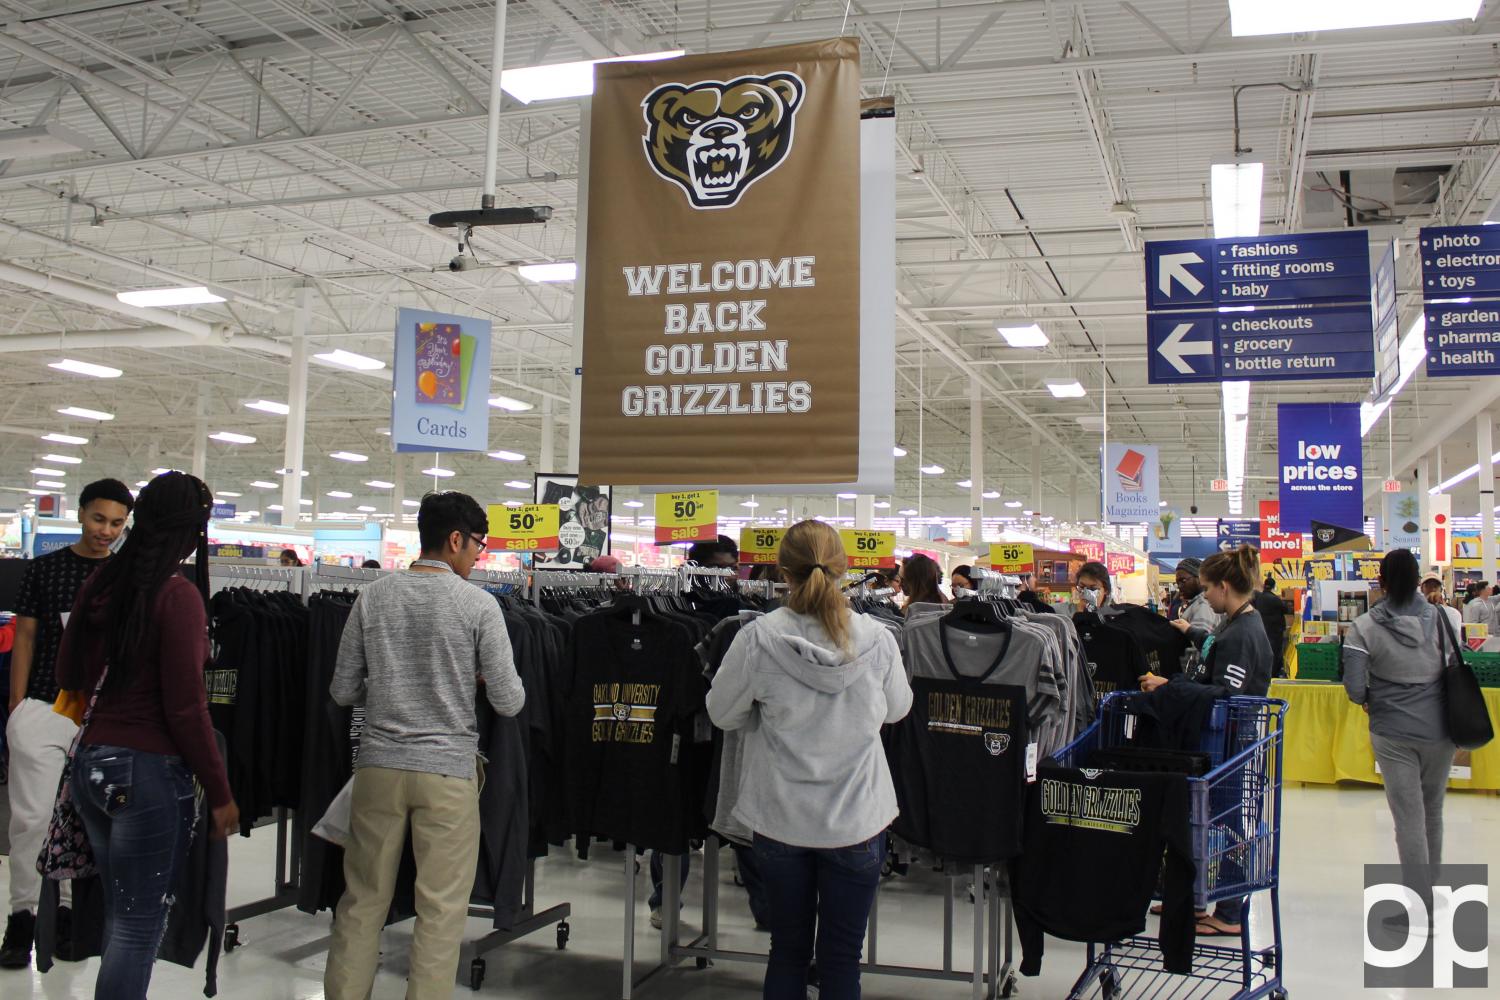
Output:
[325, 491, 525, 1000]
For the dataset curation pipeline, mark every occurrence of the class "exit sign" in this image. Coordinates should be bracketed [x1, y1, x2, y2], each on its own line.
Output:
[1382, 479, 1402, 493]
[1210, 479, 1229, 492]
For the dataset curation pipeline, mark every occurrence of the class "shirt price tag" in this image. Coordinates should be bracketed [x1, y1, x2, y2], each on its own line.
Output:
[1025, 741, 1039, 784]
[655, 490, 719, 544]
[739, 526, 786, 565]
[838, 529, 896, 570]
[487, 503, 561, 552]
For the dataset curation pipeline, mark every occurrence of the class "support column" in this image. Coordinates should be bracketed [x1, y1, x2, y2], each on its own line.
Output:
[1418, 456, 1432, 570]
[192, 386, 208, 481]
[392, 452, 405, 522]
[541, 397, 556, 473]
[855, 495, 874, 530]
[1480, 414, 1497, 585]
[970, 375, 984, 553]
[1030, 430, 1042, 514]
[566, 102, 591, 475]
[280, 287, 310, 529]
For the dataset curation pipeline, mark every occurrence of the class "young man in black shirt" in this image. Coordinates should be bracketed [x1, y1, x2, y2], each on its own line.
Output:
[3, 479, 133, 969]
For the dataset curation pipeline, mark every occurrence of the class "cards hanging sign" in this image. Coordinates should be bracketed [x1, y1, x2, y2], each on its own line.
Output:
[578, 38, 863, 486]
[391, 308, 492, 454]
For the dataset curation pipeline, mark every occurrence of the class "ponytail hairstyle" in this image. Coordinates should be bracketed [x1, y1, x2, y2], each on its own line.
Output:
[778, 519, 852, 653]
[88, 471, 213, 694]
[900, 553, 946, 608]
[1379, 548, 1420, 603]
[1200, 544, 1259, 597]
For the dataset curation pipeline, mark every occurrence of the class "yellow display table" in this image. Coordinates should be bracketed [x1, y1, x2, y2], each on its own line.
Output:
[1271, 679, 1500, 791]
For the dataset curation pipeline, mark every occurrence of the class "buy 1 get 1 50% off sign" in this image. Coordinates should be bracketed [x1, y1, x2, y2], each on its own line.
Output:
[655, 490, 719, 545]
[487, 504, 561, 552]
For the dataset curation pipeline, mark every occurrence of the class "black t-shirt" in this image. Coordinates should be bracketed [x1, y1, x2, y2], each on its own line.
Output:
[1072, 612, 1149, 698]
[1012, 763, 1196, 976]
[1104, 605, 1188, 678]
[1191, 606, 1273, 697]
[888, 677, 1027, 863]
[14, 546, 108, 702]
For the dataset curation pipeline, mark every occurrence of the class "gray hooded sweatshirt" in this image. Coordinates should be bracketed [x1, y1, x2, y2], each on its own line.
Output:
[1342, 594, 1449, 744]
[707, 606, 913, 849]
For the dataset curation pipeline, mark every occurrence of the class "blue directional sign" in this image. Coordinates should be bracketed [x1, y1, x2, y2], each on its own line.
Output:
[1145, 239, 1214, 311]
[1419, 225, 1500, 298]
[1145, 229, 1375, 384]
[1372, 242, 1399, 399]
[211, 502, 237, 520]
[1423, 302, 1500, 377]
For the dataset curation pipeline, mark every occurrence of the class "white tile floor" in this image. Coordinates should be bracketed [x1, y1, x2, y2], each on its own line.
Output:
[1, 784, 1496, 998]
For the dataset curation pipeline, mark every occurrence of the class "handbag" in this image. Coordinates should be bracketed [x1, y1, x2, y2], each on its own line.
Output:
[35, 666, 110, 881]
[1437, 611, 1495, 751]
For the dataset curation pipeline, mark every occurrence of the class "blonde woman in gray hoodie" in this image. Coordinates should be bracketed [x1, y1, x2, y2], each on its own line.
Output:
[707, 519, 913, 1000]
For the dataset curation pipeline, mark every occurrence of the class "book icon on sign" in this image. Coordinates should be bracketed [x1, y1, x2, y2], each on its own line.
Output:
[1115, 448, 1146, 491]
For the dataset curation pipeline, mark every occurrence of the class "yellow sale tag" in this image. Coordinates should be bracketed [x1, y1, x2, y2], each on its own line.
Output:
[655, 490, 718, 545]
[990, 542, 1035, 574]
[739, 526, 786, 565]
[839, 529, 897, 570]
[487, 504, 560, 552]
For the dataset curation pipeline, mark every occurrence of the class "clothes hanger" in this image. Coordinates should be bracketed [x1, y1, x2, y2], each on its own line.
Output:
[942, 596, 1012, 633]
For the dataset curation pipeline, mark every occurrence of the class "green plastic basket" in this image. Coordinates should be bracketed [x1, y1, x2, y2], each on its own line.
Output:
[1296, 642, 1342, 681]
[1462, 650, 1500, 688]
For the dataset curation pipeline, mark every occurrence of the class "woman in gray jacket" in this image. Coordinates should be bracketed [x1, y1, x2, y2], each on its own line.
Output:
[1343, 549, 1455, 918]
[707, 519, 913, 1000]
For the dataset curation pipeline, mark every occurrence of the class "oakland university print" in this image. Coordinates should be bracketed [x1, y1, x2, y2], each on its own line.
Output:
[579, 38, 861, 486]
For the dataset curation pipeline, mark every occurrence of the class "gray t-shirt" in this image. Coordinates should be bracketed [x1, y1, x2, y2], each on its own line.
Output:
[902, 614, 1064, 732]
[331, 564, 526, 778]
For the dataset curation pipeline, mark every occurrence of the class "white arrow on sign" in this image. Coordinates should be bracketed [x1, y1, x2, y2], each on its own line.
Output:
[1158, 321, 1214, 375]
[1157, 251, 1205, 297]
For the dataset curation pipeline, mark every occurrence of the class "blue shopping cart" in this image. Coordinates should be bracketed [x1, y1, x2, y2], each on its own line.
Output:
[1053, 692, 1289, 1000]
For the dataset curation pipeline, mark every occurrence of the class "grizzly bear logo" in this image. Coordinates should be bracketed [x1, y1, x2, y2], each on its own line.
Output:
[641, 72, 805, 210]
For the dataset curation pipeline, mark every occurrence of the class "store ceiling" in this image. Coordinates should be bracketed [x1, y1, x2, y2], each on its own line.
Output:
[0, 0, 1497, 522]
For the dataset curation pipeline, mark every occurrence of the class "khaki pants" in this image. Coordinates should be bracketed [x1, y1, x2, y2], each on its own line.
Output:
[325, 765, 481, 1000]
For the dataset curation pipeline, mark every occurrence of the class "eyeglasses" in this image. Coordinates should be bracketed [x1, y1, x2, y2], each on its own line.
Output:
[469, 533, 489, 553]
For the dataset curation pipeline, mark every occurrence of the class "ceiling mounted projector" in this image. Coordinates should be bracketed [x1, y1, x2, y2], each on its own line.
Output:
[428, 206, 553, 229]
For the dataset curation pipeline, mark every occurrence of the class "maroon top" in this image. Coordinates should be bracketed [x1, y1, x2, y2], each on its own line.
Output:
[57, 574, 233, 809]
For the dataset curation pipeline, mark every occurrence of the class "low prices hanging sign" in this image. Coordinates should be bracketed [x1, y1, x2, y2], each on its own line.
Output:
[840, 528, 896, 569]
[1069, 538, 1106, 563]
[655, 490, 719, 544]
[487, 504, 560, 552]
[1258, 500, 1303, 562]
[989, 542, 1035, 574]
[739, 526, 786, 565]
[1106, 552, 1136, 576]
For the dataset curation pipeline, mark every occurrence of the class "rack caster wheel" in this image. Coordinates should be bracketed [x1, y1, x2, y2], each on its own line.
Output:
[556, 921, 571, 950]
[224, 924, 240, 953]
[696, 957, 709, 969]
[1099, 968, 1120, 1000]
[1269, 990, 1288, 1000]
[1000, 970, 1018, 997]
[469, 957, 486, 991]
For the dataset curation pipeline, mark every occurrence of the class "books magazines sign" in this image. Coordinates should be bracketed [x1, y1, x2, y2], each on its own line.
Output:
[578, 39, 864, 486]
[1102, 442, 1160, 522]
[1277, 402, 1363, 536]
[391, 308, 492, 453]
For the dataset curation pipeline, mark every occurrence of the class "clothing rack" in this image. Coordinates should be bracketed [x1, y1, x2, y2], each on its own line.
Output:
[208, 563, 303, 595]
[622, 841, 1016, 1000]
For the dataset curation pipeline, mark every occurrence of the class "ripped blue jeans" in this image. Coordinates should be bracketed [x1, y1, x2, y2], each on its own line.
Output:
[70, 744, 195, 1000]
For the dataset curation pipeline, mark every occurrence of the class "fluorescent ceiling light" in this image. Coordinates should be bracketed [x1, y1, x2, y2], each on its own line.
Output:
[997, 323, 1049, 349]
[740, 500, 760, 508]
[920, 465, 944, 475]
[956, 479, 972, 489]
[356, 505, 378, 513]
[505, 480, 530, 490]
[623, 500, 644, 508]
[775, 508, 789, 515]
[488, 394, 534, 412]
[26, 488, 52, 496]
[1046, 380, 1087, 398]
[402, 499, 421, 507]
[214, 491, 242, 498]
[836, 492, 858, 499]
[489, 450, 526, 461]
[1431, 450, 1500, 494]
[501, 50, 685, 104]
[899, 508, 920, 516]
[503, 500, 525, 508]
[245, 399, 290, 415]
[34, 479, 65, 489]
[327, 490, 354, 499]
[276, 468, 311, 477]
[57, 406, 112, 421]
[874, 501, 891, 509]
[267, 504, 284, 512]
[299, 499, 313, 506]
[210, 431, 256, 444]
[41, 432, 88, 445]
[330, 451, 368, 463]
[893, 446, 907, 458]
[314, 349, 385, 372]
[250, 480, 279, 490]
[365, 480, 395, 489]
[1160, 500, 1169, 507]
[983, 491, 1002, 500]
[1005, 500, 1024, 508]
[49, 359, 121, 378]
[116, 286, 226, 308]
[423, 467, 455, 478]
[151, 467, 173, 475]
[41, 454, 82, 465]
[0, 123, 94, 159]
[1229, 0, 1481, 36]
[1211, 162, 1263, 238]
[517, 262, 577, 283]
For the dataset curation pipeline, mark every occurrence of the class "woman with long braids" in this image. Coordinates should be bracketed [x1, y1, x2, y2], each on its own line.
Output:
[55, 471, 237, 999]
